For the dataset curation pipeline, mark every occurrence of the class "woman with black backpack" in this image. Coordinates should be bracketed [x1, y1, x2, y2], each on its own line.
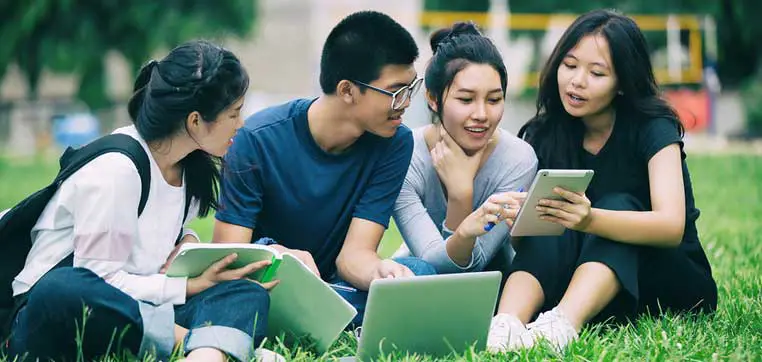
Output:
[5, 40, 282, 362]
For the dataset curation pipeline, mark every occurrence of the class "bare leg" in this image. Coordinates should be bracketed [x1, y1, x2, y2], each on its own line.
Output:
[557, 262, 621, 330]
[496, 271, 545, 323]
[174, 325, 188, 346]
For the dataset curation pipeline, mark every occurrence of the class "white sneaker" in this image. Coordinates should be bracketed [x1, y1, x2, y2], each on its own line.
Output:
[486, 313, 535, 353]
[526, 307, 579, 351]
[254, 347, 286, 362]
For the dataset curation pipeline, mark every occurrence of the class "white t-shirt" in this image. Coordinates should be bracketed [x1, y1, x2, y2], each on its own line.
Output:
[12, 126, 199, 305]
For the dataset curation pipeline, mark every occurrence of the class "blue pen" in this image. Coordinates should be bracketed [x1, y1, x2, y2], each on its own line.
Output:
[484, 187, 524, 231]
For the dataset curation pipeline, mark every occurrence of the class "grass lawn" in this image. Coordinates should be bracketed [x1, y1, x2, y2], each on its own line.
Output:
[0, 154, 760, 361]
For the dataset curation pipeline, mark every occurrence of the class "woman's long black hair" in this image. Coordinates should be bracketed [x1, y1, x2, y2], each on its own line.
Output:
[127, 40, 249, 216]
[518, 9, 684, 169]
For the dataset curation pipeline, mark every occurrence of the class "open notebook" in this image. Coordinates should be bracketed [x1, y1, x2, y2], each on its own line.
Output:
[166, 243, 357, 353]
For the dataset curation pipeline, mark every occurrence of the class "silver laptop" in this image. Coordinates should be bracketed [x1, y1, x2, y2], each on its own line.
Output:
[339, 271, 501, 361]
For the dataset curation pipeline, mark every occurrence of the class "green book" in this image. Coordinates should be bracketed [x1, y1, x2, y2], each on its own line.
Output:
[165, 242, 357, 353]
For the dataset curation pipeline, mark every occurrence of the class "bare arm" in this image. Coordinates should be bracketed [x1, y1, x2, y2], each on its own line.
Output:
[444, 228, 477, 266]
[340, 126, 415, 288]
[539, 144, 685, 247]
[213, 220, 254, 244]
[394, 179, 520, 271]
[441, 189, 478, 266]
[444, 156, 536, 266]
[443, 191, 473, 233]
[392, 144, 478, 270]
[584, 144, 685, 246]
[336, 218, 412, 290]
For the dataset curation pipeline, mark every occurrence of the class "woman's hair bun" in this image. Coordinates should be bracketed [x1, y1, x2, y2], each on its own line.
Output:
[429, 21, 482, 52]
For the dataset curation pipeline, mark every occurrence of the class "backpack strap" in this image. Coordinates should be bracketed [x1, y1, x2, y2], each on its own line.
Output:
[175, 184, 194, 244]
[0, 134, 152, 340]
[58, 134, 151, 216]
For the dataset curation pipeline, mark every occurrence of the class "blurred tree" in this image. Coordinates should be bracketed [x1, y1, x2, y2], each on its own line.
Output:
[741, 71, 762, 137]
[714, 0, 762, 87]
[0, 1, 256, 110]
[424, 0, 490, 12]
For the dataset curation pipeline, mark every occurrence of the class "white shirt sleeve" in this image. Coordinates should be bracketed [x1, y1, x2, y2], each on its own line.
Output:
[64, 154, 187, 305]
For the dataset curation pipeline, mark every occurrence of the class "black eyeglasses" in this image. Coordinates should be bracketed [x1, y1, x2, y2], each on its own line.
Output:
[351, 77, 424, 110]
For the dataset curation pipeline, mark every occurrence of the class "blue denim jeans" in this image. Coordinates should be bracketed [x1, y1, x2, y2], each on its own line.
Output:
[329, 257, 436, 327]
[7, 267, 269, 362]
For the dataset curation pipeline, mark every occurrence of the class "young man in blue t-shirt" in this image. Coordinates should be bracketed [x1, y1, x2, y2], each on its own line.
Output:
[213, 10, 436, 324]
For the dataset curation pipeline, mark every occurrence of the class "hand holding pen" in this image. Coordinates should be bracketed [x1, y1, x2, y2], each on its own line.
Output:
[484, 188, 526, 231]
[449, 190, 527, 240]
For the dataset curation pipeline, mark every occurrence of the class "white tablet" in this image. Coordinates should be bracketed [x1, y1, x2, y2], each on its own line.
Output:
[510, 169, 594, 237]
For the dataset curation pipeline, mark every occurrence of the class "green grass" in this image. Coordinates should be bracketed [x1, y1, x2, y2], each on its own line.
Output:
[1, 155, 760, 361]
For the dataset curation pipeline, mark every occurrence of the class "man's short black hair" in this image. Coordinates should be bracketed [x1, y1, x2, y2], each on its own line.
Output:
[319, 11, 419, 94]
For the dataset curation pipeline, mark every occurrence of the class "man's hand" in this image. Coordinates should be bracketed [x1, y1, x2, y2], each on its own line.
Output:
[371, 259, 414, 280]
[270, 244, 321, 277]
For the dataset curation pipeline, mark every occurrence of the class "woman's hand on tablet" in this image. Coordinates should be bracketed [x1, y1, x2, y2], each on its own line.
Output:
[536, 187, 593, 231]
[373, 259, 415, 280]
[187, 254, 279, 297]
[160, 233, 199, 274]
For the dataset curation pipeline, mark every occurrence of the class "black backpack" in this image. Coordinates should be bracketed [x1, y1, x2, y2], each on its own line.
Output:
[0, 133, 193, 339]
